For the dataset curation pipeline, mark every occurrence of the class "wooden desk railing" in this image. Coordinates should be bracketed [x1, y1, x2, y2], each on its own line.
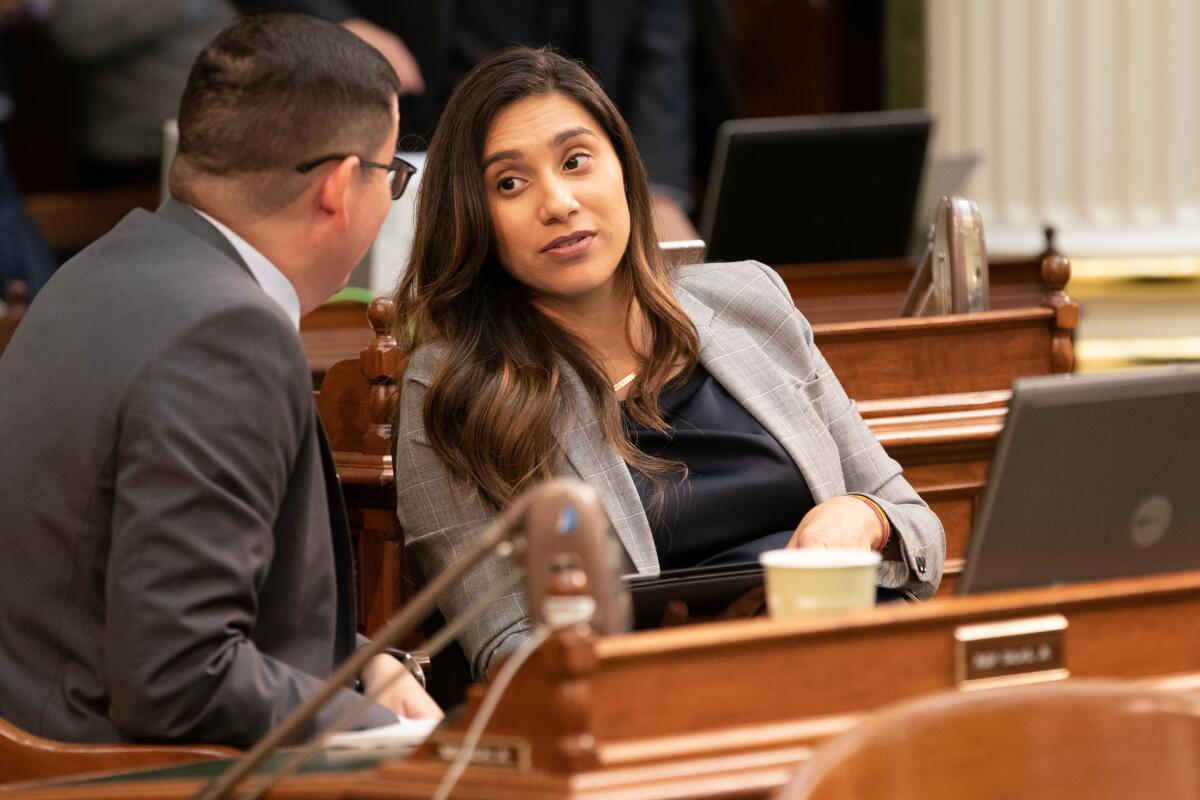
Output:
[778, 227, 1065, 325]
[318, 250, 1076, 632]
[0, 715, 232, 784]
[9, 571, 1200, 799]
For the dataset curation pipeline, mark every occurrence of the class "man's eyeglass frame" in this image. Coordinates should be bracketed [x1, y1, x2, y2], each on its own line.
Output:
[295, 151, 417, 200]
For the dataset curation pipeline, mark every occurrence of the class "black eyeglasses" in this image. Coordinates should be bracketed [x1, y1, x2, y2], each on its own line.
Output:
[295, 151, 417, 200]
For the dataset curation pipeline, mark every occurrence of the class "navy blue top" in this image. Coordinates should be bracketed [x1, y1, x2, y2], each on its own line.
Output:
[624, 365, 817, 570]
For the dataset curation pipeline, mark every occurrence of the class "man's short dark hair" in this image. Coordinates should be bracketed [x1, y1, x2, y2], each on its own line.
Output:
[172, 13, 400, 208]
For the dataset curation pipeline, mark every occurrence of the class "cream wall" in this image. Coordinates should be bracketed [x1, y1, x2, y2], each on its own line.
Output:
[926, 0, 1200, 369]
[926, 0, 1200, 257]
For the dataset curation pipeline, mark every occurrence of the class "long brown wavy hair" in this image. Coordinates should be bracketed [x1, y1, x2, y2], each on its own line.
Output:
[393, 47, 700, 509]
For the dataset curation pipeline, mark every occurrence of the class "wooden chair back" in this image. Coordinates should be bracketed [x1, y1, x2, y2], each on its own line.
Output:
[0, 714, 232, 784]
[315, 296, 401, 458]
[314, 297, 412, 637]
[776, 681, 1200, 800]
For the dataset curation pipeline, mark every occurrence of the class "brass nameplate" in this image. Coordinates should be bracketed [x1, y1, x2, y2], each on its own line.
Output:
[954, 614, 1069, 690]
[427, 731, 532, 772]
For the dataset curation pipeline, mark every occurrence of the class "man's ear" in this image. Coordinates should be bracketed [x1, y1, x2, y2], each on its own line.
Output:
[317, 156, 358, 231]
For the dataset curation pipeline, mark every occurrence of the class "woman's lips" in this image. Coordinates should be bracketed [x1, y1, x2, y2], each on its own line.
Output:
[540, 231, 596, 260]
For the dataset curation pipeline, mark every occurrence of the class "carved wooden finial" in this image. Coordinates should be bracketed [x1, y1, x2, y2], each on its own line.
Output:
[359, 297, 400, 455]
[1042, 225, 1058, 255]
[359, 298, 399, 379]
[1038, 235, 1078, 373]
[1041, 253, 1071, 294]
[367, 296, 394, 339]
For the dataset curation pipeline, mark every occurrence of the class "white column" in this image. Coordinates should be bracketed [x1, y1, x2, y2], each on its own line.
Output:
[926, 0, 1200, 256]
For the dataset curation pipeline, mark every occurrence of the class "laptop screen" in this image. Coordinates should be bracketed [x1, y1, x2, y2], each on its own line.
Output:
[959, 366, 1200, 594]
[699, 110, 931, 265]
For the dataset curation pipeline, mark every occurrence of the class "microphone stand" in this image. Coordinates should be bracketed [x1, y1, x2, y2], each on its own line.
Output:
[192, 482, 624, 800]
[191, 486, 542, 800]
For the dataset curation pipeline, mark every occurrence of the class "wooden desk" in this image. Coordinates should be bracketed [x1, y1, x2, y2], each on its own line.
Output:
[798, 249, 1077, 594]
[777, 253, 1053, 325]
[816, 295, 1076, 595]
[299, 252, 1060, 386]
[10, 571, 1200, 799]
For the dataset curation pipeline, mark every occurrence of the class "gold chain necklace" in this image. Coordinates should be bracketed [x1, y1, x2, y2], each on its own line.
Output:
[611, 372, 637, 392]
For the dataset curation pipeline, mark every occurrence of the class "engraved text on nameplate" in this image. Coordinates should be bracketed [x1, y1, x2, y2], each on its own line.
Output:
[427, 731, 532, 772]
[954, 614, 1069, 688]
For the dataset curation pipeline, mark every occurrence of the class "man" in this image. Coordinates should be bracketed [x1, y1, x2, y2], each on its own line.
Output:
[0, 13, 439, 747]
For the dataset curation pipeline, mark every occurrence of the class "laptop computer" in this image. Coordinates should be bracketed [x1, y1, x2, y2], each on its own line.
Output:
[699, 110, 931, 265]
[958, 366, 1200, 594]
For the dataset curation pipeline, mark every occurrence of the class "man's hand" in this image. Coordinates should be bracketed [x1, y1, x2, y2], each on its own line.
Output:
[341, 18, 426, 96]
[788, 496, 883, 550]
[361, 653, 443, 720]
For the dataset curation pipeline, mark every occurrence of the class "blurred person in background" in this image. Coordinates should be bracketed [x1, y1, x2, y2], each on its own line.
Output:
[0, 0, 57, 297]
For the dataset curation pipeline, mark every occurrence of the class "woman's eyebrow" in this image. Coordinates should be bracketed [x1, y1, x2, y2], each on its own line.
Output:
[552, 126, 594, 147]
[482, 127, 596, 171]
[482, 148, 522, 171]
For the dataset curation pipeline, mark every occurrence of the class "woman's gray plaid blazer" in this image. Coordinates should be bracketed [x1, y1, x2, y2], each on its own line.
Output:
[395, 260, 946, 680]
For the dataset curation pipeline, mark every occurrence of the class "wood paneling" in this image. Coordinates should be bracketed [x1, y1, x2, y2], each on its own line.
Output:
[12, 572, 1200, 799]
[25, 185, 159, 251]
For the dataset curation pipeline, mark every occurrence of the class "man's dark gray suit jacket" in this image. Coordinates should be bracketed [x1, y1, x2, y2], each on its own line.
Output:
[0, 200, 395, 746]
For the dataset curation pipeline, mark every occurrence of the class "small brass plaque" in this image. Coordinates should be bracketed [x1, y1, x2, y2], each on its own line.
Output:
[427, 731, 532, 772]
[955, 614, 1069, 690]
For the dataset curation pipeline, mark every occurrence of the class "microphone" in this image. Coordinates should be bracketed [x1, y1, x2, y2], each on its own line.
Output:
[192, 477, 625, 800]
[522, 481, 630, 635]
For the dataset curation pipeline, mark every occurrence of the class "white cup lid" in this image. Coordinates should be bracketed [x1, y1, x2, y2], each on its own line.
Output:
[759, 548, 882, 569]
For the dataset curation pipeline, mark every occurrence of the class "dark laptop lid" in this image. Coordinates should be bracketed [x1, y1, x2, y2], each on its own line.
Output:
[699, 110, 931, 264]
[958, 366, 1200, 594]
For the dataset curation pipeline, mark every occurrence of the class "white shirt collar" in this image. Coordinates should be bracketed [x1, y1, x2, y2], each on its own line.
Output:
[189, 206, 302, 329]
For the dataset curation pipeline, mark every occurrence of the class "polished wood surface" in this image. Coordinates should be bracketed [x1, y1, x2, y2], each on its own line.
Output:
[777, 681, 1200, 799]
[820, 306, 1066, 400]
[25, 184, 160, 251]
[0, 715, 232, 784]
[362, 570, 1200, 799]
[781, 253, 1050, 324]
[783, 228, 1068, 320]
[299, 251, 1068, 385]
[10, 571, 1200, 798]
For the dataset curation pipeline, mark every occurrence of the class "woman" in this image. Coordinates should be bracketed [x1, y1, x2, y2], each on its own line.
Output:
[392, 47, 944, 683]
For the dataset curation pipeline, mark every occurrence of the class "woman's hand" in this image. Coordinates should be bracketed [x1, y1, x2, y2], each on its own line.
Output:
[361, 653, 444, 721]
[788, 496, 883, 550]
